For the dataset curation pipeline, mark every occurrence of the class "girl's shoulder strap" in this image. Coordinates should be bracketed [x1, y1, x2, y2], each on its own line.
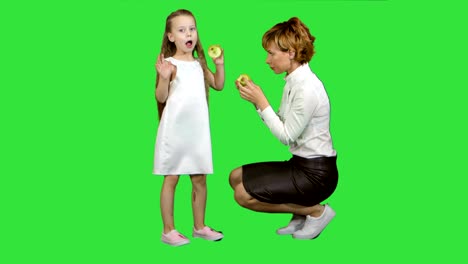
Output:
[165, 56, 174, 63]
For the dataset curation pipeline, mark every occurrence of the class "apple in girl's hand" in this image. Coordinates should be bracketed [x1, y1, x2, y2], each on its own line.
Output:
[208, 44, 222, 59]
[237, 74, 251, 86]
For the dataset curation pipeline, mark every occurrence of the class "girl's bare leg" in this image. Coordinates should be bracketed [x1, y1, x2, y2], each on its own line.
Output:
[190, 174, 207, 230]
[160, 175, 179, 233]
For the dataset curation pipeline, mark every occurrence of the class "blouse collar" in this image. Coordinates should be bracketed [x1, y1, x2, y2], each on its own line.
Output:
[284, 63, 310, 84]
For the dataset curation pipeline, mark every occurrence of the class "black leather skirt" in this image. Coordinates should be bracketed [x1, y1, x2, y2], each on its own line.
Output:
[242, 155, 338, 206]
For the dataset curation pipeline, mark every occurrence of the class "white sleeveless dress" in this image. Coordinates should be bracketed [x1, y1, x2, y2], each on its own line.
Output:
[153, 57, 213, 175]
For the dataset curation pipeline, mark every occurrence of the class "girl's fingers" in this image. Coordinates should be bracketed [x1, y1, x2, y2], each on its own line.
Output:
[157, 54, 165, 65]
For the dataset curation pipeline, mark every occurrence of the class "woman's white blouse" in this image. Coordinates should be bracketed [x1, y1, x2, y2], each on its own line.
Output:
[257, 63, 336, 158]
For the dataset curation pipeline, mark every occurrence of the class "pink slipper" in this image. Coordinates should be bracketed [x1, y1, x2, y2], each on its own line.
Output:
[161, 230, 190, 246]
[193, 226, 223, 241]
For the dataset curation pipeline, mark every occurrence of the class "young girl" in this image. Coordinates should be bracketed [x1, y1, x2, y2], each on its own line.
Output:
[153, 9, 225, 246]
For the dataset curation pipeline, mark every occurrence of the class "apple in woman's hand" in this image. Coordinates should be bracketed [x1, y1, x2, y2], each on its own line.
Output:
[237, 74, 251, 86]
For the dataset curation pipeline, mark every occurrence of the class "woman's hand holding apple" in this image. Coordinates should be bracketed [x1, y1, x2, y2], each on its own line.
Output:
[236, 77, 270, 111]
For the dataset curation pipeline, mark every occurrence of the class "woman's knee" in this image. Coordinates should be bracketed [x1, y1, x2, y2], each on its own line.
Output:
[229, 167, 243, 189]
[234, 185, 251, 208]
[234, 190, 246, 207]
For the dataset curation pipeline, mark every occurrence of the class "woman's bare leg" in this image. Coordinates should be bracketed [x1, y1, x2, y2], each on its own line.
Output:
[229, 167, 324, 216]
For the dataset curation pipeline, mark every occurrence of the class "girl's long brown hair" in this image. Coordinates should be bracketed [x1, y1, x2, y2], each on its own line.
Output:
[156, 9, 210, 119]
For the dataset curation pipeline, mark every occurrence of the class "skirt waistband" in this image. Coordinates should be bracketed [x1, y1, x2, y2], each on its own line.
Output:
[291, 155, 337, 166]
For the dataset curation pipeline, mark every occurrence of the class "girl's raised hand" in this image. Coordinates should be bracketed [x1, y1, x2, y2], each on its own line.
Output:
[212, 49, 224, 65]
[155, 54, 175, 80]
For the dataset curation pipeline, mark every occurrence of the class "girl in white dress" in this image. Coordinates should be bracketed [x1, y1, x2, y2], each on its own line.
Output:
[154, 9, 225, 246]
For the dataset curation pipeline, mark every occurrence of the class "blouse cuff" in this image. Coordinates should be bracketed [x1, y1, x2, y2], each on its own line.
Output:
[258, 105, 277, 122]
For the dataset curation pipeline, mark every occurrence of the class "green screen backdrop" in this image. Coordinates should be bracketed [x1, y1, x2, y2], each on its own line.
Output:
[2, 0, 467, 263]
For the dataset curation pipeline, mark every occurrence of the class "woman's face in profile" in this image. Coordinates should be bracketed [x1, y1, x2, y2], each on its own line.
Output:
[265, 42, 293, 74]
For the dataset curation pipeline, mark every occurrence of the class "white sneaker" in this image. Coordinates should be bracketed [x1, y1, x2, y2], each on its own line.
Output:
[292, 204, 336, 239]
[276, 215, 306, 235]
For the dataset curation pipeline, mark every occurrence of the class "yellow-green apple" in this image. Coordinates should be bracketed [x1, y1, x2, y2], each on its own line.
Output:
[236, 74, 251, 86]
[207, 44, 222, 59]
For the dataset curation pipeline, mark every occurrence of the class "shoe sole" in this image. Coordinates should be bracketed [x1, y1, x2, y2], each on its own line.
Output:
[193, 234, 224, 241]
[276, 231, 294, 235]
[276, 224, 305, 235]
[292, 232, 322, 240]
[161, 239, 190, 246]
[276, 227, 294, 235]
